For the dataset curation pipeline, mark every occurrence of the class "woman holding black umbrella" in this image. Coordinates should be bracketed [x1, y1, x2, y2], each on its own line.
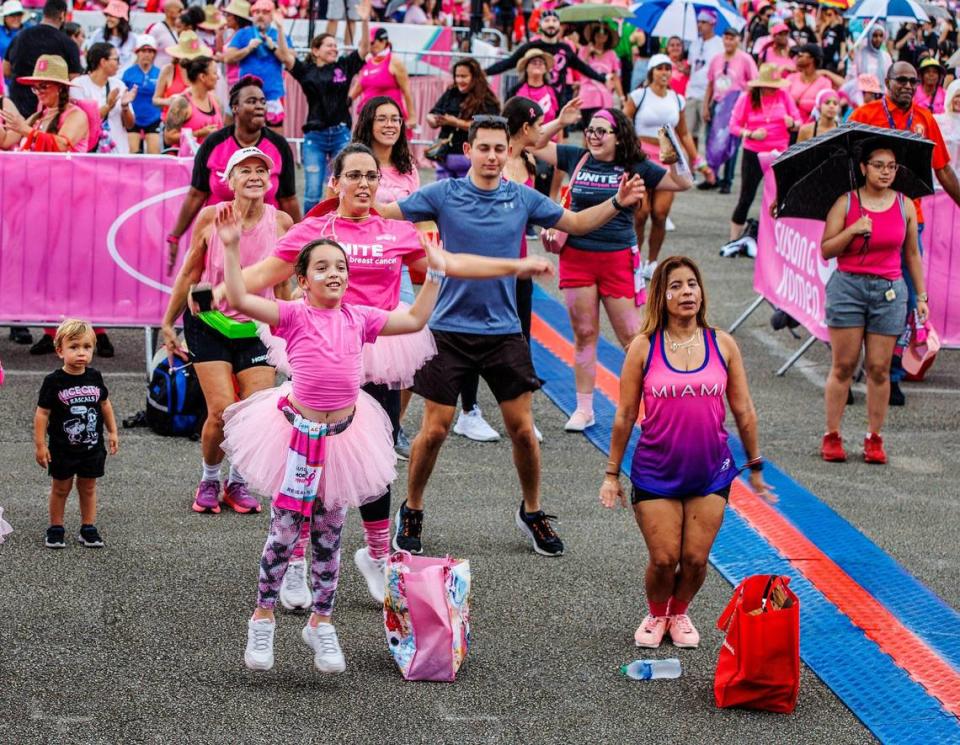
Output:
[819, 141, 928, 465]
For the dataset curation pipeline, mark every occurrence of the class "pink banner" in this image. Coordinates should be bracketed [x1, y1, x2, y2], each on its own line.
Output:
[917, 192, 960, 348]
[0, 152, 194, 326]
[753, 153, 834, 343]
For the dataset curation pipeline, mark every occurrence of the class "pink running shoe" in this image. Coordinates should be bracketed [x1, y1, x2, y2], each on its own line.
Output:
[223, 481, 261, 514]
[192, 479, 221, 514]
[634, 614, 669, 648]
[668, 614, 700, 648]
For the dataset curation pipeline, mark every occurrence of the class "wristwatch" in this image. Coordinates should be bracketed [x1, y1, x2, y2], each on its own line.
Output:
[917, 292, 928, 302]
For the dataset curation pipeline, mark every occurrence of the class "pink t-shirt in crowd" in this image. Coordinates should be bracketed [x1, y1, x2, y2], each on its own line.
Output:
[577, 48, 620, 109]
[273, 299, 388, 410]
[274, 213, 425, 310]
[785, 73, 834, 120]
[707, 50, 758, 101]
[729, 88, 801, 153]
[378, 164, 421, 203]
[914, 85, 945, 114]
[515, 82, 560, 123]
[670, 64, 689, 96]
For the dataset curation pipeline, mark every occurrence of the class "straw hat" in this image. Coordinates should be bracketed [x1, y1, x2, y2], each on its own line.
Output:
[518, 48, 555, 74]
[919, 56, 945, 76]
[103, 0, 129, 20]
[16, 54, 78, 87]
[223, 0, 251, 20]
[747, 63, 789, 88]
[199, 5, 226, 30]
[166, 30, 213, 59]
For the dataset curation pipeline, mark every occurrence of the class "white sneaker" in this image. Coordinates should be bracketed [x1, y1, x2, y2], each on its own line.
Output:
[534, 424, 543, 443]
[244, 618, 275, 671]
[354, 547, 387, 604]
[280, 558, 312, 610]
[453, 406, 500, 442]
[665, 217, 676, 232]
[302, 622, 346, 673]
[641, 259, 658, 281]
[564, 410, 596, 432]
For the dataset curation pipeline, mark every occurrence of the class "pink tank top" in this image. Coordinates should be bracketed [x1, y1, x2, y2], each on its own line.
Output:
[183, 90, 224, 141]
[356, 52, 407, 117]
[202, 204, 279, 321]
[839, 191, 906, 281]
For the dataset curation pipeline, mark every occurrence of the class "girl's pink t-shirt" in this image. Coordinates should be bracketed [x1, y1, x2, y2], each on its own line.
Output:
[577, 48, 620, 109]
[274, 299, 388, 410]
[915, 86, 945, 114]
[730, 88, 801, 154]
[378, 164, 421, 203]
[274, 213, 425, 310]
[515, 82, 560, 123]
[785, 73, 834, 120]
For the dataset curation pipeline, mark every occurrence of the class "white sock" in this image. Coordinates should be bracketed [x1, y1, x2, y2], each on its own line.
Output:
[576, 392, 594, 416]
[202, 461, 221, 482]
[228, 464, 245, 485]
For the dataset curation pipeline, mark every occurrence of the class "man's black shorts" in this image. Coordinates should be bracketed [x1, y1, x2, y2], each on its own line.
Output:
[183, 310, 272, 373]
[49, 449, 106, 480]
[411, 330, 541, 407]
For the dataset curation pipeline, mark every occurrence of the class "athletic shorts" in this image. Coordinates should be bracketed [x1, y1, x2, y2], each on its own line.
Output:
[684, 97, 704, 137]
[182, 310, 272, 373]
[825, 271, 908, 337]
[126, 121, 161, 134]
[326, 0, 360, 20]
[49, 449, 106, 481]
[411, 330, 541, 407]
[559, 245, 635, 298]
[631, 482, 732, 504]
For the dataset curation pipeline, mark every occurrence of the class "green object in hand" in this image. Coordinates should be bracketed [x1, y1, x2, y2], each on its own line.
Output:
[197, 310, 259, 339]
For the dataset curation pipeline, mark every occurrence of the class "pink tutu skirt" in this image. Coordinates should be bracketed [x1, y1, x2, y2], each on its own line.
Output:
[256, 303, 436, 389]
[641, 139, 667, 168]
[221, 382, 397, 509]
[0, 506, 11, 544]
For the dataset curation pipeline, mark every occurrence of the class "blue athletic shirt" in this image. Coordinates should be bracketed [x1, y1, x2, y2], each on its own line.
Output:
[398, 177, 564, 335]
[228, 26, 292, 100]
[121, 64, 162, 127]
[554, 144, 666, 252]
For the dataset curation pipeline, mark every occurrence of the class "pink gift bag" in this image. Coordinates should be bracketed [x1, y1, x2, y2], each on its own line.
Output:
[384, 551, 471, 682]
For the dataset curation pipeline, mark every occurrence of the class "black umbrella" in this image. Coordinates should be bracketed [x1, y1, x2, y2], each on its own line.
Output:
[772, 122, 935, 220]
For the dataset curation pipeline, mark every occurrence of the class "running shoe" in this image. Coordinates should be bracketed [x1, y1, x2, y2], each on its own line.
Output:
[641, 259, 658, 281]
[77, 524, 104, 548]
[280, 558, 312, 610]
[564, 410, 595, 432]
[45, 525, 66, 549]
[244, 618, 275, 671]
[9, 327, 32, 344]
[29, 334, 54, 355]
[223, 481, 261, 514]
[354, 547, 387, 604]
[820, 432, 847, 463]
[634, 614, 669, 648]
[453, 406, 500, 442]
[889, 381, 906, 406]
[394, 426, 411, 461]
[668, 613, 700, 648]
[515, 504, 564, 557]
[301, 622, 346, 673]
[665, 217, 676, 232]
[534, 423, 543, 443]
[95, 333, 114, 358]
[863, 433, 888, 465]
[192, 479, 222, 513]
[393, 500, 423, 554]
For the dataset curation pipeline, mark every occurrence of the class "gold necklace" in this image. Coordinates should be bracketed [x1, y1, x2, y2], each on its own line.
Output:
[665, 328, 701, 355]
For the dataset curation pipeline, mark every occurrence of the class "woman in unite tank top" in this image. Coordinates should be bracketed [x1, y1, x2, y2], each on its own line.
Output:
[600, 256, 772, 651]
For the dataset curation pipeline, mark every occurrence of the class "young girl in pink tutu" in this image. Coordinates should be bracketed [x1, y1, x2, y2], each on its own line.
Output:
[217, 205, 447, 674]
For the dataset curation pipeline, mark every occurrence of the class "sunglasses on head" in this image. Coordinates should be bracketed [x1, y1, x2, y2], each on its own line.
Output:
[473, 115, 508, 124]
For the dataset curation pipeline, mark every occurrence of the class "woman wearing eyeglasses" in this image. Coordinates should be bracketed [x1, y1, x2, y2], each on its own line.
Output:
[819, 141, 926, 465]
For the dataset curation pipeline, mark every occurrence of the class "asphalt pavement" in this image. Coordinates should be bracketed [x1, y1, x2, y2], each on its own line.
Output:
[1, 168, 956, 744]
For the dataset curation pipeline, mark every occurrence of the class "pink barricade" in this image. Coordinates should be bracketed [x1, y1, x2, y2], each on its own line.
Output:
[916, 193, 960, 348]
[0, 152, 194, 326]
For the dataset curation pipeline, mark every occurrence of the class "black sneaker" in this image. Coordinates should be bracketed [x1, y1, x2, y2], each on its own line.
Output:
[77, 524, 105, 548]
[719, 184, 732, 195]
[515, 504, 564, 557]
[889, 381, 906, 407]
[96, 333, 115, 358]
[392, 500, 423, 554]
[9, 326, 32, 344]
[29, 334, 55, 355]
[45, 525, 66, 549]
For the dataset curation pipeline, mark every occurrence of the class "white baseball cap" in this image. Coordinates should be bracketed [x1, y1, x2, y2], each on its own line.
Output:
[648, 53, 672, 70]
[1, 1, 25, 16]
[135, 34, 158, 51]
[220, 147, 275, 182]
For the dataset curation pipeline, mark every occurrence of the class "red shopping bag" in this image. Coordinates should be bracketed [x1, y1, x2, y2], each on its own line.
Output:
[714, 575, 800, 713]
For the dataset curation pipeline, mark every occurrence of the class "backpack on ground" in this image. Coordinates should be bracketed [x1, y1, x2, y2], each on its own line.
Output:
[146, 357, 206, 439]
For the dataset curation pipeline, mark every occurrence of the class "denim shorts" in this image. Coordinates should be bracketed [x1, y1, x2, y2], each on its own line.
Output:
[825, 271, 908, 337]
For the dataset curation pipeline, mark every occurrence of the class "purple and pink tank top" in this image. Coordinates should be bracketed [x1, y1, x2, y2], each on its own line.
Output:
[630, 328, 737, 497]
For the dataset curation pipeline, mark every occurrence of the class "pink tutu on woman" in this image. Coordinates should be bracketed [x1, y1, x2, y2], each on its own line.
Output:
[640, 140, 668, 168]
[256, 303, 436, 389]
[221, 382, 397, 509]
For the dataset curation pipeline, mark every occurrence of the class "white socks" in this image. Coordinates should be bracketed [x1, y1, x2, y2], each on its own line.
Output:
[202, 461, 221, 483]
[228, 464, 245, 485]
[576, 392, 594, 416]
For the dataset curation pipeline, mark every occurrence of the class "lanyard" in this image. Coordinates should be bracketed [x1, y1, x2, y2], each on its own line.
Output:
[882, 96, 912, 132]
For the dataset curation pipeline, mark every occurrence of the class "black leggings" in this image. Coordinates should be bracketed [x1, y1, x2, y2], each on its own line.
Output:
[460, 278, 534, 411]
[731, 149, 764, 226]
[357, 381, 400, 522]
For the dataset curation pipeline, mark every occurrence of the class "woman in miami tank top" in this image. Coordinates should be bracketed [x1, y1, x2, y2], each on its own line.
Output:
[600, 256, 772, 651]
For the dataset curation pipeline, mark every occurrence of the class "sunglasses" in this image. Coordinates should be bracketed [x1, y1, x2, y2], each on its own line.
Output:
[473, 115, 508, 124]
[584, 127, 614, 139]
[891, 76, 920, 86]
[31, 82, 59, 92]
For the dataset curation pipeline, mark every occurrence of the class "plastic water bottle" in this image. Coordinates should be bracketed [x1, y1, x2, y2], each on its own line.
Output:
[620, 658, 682, 680]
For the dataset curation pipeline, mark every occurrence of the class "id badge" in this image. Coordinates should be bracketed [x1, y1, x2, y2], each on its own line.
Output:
[885, 288, 897, 302]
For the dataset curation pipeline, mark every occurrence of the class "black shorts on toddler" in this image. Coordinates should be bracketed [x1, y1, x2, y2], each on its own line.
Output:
[37, 367, 110, 481]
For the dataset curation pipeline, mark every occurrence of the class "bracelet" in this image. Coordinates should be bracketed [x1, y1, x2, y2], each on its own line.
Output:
[745, 456, 764, 472]
[426, 268, 445, 284]
[604, 470, 620, 477]
[167, 233, 181, 244]
[611, 195, 625, 211]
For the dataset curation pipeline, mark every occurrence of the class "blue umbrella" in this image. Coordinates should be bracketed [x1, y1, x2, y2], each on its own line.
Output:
[631, 0, 745, 42]
[844, 0, 928, 23]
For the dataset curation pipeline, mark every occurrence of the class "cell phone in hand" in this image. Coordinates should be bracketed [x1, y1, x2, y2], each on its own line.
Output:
[191, 287, 214, 312]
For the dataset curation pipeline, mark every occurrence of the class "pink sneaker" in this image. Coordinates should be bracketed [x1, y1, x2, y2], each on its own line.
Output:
[634, 614, 669, 648]
[223, 481, 261, 514]
[668, 614, 700, 648]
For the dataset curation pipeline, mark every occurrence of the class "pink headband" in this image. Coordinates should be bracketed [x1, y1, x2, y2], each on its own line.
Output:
[593, 109, 618, 130]
[815, 88, 839, 111]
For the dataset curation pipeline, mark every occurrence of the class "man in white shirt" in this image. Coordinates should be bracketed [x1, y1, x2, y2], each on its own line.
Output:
[685, 8, 723, 148]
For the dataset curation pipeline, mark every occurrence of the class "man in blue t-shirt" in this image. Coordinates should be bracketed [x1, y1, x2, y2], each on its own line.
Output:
[378, 116, 646, 558]
[224, 0, 292, 132]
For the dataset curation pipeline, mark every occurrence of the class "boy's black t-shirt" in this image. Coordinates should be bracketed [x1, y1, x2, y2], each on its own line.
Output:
[37, 367, 109, 455]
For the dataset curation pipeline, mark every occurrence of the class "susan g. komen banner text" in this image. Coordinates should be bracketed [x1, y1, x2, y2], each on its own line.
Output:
[0, 152, 194, 326]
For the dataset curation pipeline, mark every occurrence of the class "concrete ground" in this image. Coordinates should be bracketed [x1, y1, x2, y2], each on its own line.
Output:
[0, 163, 956, 744]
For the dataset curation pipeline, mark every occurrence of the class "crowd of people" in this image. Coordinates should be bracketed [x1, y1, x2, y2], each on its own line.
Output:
[2, 0, 956, 677]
